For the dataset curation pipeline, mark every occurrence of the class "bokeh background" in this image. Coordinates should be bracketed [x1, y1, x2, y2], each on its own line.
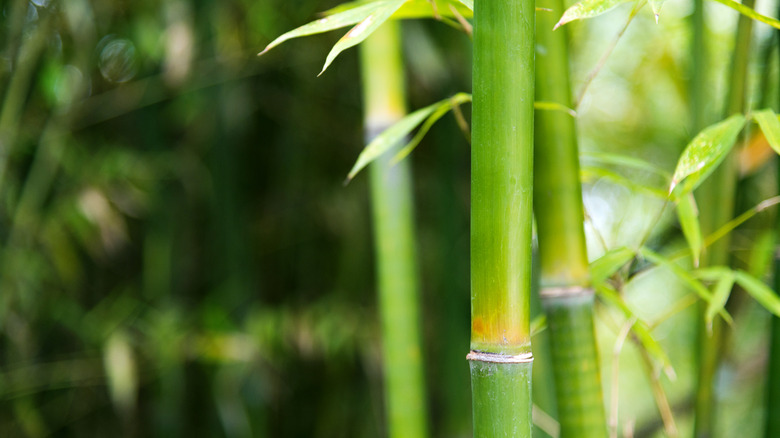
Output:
[0, 0, 778, 436]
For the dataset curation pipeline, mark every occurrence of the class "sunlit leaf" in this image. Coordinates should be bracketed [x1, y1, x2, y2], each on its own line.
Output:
[582, 151, 672, 181]
[393, 93, 472, 162]
[704, 270, 734, 325]
[554, 0, 632, 29]
[650, 0, 664, 21]
[709, 0, 780, 30]
[734, 270, 780, 317]
[534, 101, 577, 117]
[458, 0, 473, 10]
[639, 247, 733, 324]
[320, 0, 407, 75]
[346, 93, 471, 182]
[325, 0, 473, 19]
[669, 114, 746, 198]
[677, 193, 702, 267]
[259, 1, 394, 55]
[753, 109, 780, 155]
[596, 284, 675, 378]
[581, 166, 668, 198]
[590, 246, 635, 285]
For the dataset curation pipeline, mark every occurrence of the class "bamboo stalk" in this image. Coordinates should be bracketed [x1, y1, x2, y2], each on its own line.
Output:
[358, 21, 429, 438]
[693, 2, 754, 436]
[534, 0, 608, 436]
[469, 0, 535, 434]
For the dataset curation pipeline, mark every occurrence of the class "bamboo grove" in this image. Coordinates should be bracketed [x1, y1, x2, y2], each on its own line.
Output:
[6, 0, 780, 435]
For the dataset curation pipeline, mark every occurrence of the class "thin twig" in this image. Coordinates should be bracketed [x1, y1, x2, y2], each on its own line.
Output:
[450, 96, 471, 144]
[575, 0, 646, 108]
[638, 345, 679, 437]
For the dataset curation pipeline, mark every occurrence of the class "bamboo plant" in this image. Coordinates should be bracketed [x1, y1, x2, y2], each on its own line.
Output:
[468, 0, 535, 436]
[358, 22, 429, 438]
[534, 0, 608, 436]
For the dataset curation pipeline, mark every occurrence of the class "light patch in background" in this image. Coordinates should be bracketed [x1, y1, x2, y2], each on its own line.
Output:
[98, 36, 138, 83]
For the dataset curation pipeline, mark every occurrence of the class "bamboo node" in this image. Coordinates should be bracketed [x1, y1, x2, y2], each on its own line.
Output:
[466, 350, 534, 363]
[540, 285, 594, 298]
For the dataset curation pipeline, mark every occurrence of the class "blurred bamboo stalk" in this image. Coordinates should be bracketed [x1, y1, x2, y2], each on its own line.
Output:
[469, 0, 535, 435]
[358, 21, 429, 438]
[534, 1, 607, 435]
[693, 1, 754, 436]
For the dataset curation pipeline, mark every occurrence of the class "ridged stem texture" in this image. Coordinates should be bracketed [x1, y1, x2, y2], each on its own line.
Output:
[693, 2, 753, 437]
[534, 0, 607, 436]
[470, 0, 535, 434]
[359, 22, 428, 438]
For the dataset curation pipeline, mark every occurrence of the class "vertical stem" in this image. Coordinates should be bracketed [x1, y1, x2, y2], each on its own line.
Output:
[534, 0, 607, 436]
[690, 0, 706, 133]
[693, 2, 754, 437]
[359, 22, 429, 438]
[469, 0, 535, 434]
[765, 12, 780, 438]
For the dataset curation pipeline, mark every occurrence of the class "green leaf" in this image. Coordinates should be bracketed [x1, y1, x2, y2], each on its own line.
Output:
[320, 0, 407, 75]
[709, 0, 780, 30]
[639, 247, 733, 324]
[693, 266, 731, 282]
[259, 1, 394, 55]
[705, 270, 734, 325]
[581, 166, 669, 198]
[669, 114, 746, 198]
[458, 0, 473, 10]
[590, 246, 635, 285]
[581, 151, 672, 181]
[325, 0, 473, 19]
[677, 193, 702, 267]
[753, 109, 780, 155]
[346, 93, 471, 182]
[596, 284, 674, 378]
[533, 101, 577, 117]
[734, 270, 780, 317]
[393, 93, 472, 163]
[554, 0, 632, 29]
[650, 0, 665, 21]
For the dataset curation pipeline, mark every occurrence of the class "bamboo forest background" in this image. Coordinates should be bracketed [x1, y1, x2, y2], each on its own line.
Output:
[1, 0, 779, 436]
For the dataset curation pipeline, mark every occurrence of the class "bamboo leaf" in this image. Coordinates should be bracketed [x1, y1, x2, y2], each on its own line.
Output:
[693, 266, 731, 282]
[458, 0, 473, 10]
[669, 114, 746, 198]
[734, 270, 780, 317]
[554, 0, 632, 29]
[639, 247, 733, 324]
[709, 0, 780, 30]
[259, 1, 397, 56]
[393, 93, 472, 162]
[705, 270, 734, 325]
[650, 0, 665, 21]
[676, 193, 702, 267]
[596, 284, 674, 377]
[753, 109, 780, 155]
[347, 93, 471, 182]
[590, 246, 635, 285]
[325, 0, 473, 19]
[581, 166, 668, 198]
[320, 0, 407, 75]
[533, 101, 577, 117]
[582, 151, 672, 181]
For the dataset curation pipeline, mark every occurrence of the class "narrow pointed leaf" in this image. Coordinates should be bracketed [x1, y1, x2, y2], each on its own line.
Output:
[677, 193, 702, 267]
[582, 151, 672, 181]
[754, 109, 780, 155]
[596, 284, 674, 377]
[709, 0, 780, 30]
[693, 266, 732, 282]
[669, 114, 746, 198]
[320, 0, 407, 75]
[533, 101, 577, 117]
[734, 270, 780, 317]
[639, 247, 733, 324]
[581, 166, 669, 198]
[347, 93, 470, 181]
[393, 93, 472, 162]
[325, 0, 473, 19]
[705, 271, 735, 325]
[590, 246, 635, 285]
[554, 0, 632, 29]
[259, 1, 393, 55]
[458, 0, 473, 10]
[650, 0, 664, 21]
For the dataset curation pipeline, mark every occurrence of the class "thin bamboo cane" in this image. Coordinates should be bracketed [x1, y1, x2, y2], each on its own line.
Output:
[359, 22, 429, 438]
[693, 2, 754, 436]
[469, 0, 535, 435]
[534, 0, 608, 436]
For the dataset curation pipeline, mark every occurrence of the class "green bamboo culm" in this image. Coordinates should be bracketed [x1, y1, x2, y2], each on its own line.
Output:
[693, 1, 754, 437]
[469, 0, 535, 435]
[764, 13, 780, 438]
[534, 0, 608, 436]
[358, 22, 429, 438]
